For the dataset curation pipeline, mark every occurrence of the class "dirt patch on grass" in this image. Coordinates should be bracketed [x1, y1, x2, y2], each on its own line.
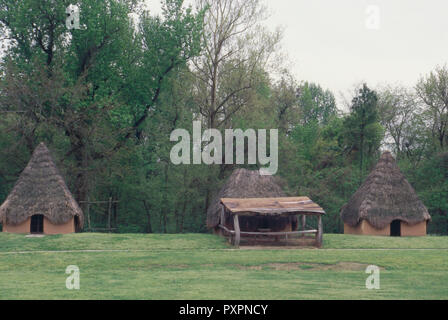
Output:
[147, 264, 190, 269]
[166, 264, 190, 269]
[240, 246, 319, 250]
[315, 262, 377, 271]
[235, 262, 381, 271]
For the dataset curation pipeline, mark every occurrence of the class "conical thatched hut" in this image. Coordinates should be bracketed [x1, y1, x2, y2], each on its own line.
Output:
[0, 143, 83, 234]
[206, 168, 298, 233]
[341, 151, 430, 236]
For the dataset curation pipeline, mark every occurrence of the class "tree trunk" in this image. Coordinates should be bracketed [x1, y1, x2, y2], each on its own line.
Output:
[113, 200, 118, 229]
[360, 131, 364, 184]
[179, 198, 187, 233]
[143, 200, 152, 233]
[72, 141, 89, 212]
[160, 163, 170, 233]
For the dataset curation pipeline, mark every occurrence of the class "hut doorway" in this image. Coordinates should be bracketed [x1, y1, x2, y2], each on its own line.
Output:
[390, 220, 401, 237]
[74, 216, 81, 233]
[30, 214, 44, 234]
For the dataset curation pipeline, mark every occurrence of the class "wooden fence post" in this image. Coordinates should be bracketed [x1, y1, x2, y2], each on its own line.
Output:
[220, 206, 226, 237]
[316, 214, 323, 247]
[87, 198, 91, 232]
[107, 197, 112, 233]
[220, 207, 225, 226]
[301, 215, 306, 238]
[233, 214, 241, 247]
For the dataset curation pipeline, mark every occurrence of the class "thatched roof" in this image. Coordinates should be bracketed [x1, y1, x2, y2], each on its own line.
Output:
[0, 142, 84, 227]
[340, 151, 430, 229]
[206, 168, 287, 228]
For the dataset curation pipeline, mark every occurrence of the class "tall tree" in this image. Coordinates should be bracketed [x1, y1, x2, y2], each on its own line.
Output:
[270, 71, 300, 133]
[416, 65, 448, 150]
[343, 83, 383, 178]
[192, 0, 281, 129]
[297, 82, 337, 126]
[377, 85, 425, 159]
[190, 0, 282, 218]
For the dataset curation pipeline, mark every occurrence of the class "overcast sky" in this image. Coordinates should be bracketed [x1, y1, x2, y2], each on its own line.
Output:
[146, 0, 448, 107]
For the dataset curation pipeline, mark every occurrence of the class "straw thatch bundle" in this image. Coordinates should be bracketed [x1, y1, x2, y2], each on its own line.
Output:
[206, 168, 287, 228]
[340, 151, 430, 229]
[0, 142, 84, 227]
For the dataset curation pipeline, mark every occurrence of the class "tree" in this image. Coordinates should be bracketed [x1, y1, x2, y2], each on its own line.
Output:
[416, 65, 448, 150]
[189, 0, 282, 217]
[297, 82, 337, 126]
[343, 83, 383, 178]
[377, 85, 426, 160]
[0, 0, 205, 208]
[192, 0, 282, 129]
[270, 71, 300, 133]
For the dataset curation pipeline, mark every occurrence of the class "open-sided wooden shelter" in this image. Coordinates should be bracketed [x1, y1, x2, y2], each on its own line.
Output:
[219, 197, 325, 247]
[0, 142, 83, 234]
[207, 168, 325, 246]
[340, 151, 430, 236]
[207, 168, 294, 231]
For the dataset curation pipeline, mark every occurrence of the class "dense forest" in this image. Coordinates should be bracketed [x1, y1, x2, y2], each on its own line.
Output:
[0, 0, 447, 234]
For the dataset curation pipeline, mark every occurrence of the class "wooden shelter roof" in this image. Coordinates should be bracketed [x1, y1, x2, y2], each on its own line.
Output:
[220, 197, 325, 216]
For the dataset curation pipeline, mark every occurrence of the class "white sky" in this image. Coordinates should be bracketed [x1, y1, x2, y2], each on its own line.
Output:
[146, 0, 448, 107]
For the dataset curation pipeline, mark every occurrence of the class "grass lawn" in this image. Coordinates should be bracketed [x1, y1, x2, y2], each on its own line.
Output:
[0, 233, 447, 299]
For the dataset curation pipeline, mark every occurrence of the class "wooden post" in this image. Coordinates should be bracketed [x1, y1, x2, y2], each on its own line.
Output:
[87, 202, 92, 232]
[220, 206, 226, 238]
[107, 197, 112, 233]
[220, 207, 225, 227]
[316, 214, 323, 247]
[301, 215, 306, 238]
[87, 200, 91, 232]
[233, 214, 241, 247]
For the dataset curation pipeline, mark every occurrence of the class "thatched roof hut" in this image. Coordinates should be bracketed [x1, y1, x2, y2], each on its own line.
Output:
[340, 151, 430, 236]
[206, 168, 287, 229]
[0, 142, 83, 231]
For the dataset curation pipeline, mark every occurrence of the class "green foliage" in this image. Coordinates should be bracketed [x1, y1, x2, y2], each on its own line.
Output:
[416, 65, 448, 149]
[343, 84, 384, 177]
[400, 152, 448, 235]
[0, 1, 446, 235]
[297, 82, 337, 125]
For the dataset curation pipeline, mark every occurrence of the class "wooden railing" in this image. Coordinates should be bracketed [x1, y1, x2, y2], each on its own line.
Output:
[218, 225, 317, 236]
[218, 223, 321, 247]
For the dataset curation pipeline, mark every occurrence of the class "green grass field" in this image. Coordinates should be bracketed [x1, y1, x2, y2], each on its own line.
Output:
[0, 233, 447, 299]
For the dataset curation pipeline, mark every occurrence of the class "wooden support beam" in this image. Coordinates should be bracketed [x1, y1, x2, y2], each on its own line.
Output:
[301, 215, 306, 238]
[220, 206, 225, 236]
[233, 214, 241, 247]
[239, 230, 317, 236]
[86, 198, 91, 232]
[218, 224, 233, 234]
[219, 207, 224, 237]
[316, 214, 323, 247]
[217, 224, 317, 236]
